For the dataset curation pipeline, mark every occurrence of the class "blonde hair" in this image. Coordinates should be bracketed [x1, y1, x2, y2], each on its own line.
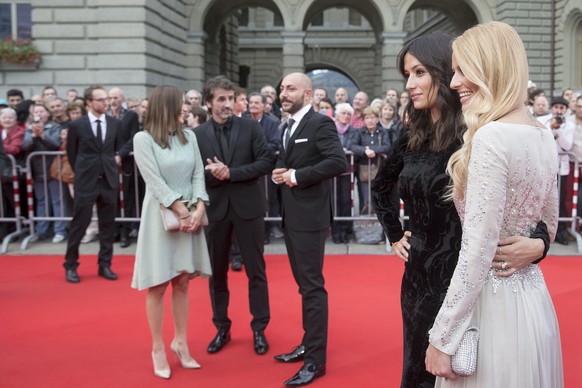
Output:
[144, 85, 187, 148]
[447, 22, 529, 200]
[362, 105, 379, 117]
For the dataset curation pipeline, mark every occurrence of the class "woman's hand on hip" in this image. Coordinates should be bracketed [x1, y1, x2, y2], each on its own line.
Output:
[391, 231, 412, 262]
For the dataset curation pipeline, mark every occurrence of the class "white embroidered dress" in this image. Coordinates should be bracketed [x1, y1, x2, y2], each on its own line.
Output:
[429, 122, 564, 388]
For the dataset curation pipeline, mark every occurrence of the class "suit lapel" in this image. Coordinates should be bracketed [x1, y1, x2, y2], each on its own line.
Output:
[285, 108, 313, 158]
[205, 122, 222, 160]
[103, 116, 115, 147]
[83, 116, 100, 149]
[226, 117, 240, 165]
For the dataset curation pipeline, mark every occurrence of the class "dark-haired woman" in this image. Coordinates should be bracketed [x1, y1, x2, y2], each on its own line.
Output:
[132, 85, 212, 379]
[371, 32, 550, 387]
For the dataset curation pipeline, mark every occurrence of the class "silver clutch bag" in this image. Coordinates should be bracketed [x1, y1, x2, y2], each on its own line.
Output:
[160, 204, 181, 231]
[451, 326, 479, 376]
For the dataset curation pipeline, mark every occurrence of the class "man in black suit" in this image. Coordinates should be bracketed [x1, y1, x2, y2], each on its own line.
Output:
[63, 85, 121, 283]
[272, 72, 348, 386]
[193, 76, 272, 356]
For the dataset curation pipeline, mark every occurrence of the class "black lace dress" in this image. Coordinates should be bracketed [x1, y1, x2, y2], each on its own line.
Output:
[371, 130, 462, 388]
[371, 130, 550, 388]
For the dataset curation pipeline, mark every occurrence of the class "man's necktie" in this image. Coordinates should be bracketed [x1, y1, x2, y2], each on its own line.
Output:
[284, 118, 295, 150]
[95, 119, 103, 147]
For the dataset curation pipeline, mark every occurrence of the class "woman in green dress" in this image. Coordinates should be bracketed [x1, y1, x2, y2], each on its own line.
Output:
[132, 85, 212, 379]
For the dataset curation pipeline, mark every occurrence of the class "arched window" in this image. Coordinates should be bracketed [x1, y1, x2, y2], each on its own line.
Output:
[307, 69, 359, 105]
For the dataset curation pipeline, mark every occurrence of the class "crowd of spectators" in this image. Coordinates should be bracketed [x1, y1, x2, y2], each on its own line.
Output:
[0, 80, 578, 248]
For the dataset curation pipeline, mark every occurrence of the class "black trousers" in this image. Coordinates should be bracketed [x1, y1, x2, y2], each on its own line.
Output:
[283, 226, 328, 365]
[116, 171, 136, 236]
[206, 208, 270, 332]
[64, 178, 117, 270]
[331, 174, 352, 237]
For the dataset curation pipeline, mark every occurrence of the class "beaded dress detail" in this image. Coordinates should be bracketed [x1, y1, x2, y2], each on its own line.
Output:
[429, 122, 563, 388]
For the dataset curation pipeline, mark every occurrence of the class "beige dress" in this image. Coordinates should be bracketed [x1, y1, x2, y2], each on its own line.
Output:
[131, 130, 212, 290]
[429, 122, 564, 388]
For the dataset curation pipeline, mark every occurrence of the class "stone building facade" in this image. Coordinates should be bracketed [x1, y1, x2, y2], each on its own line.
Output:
[0, 0, 581, 99]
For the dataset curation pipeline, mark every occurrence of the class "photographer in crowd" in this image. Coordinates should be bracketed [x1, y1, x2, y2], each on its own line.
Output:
[540, 97, 575, 245]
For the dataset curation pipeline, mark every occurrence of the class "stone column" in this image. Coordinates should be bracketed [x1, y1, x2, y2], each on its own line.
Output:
[281, 31, 305, 75]
[186, 31, 207, 90]
[381, 32, 407, 93]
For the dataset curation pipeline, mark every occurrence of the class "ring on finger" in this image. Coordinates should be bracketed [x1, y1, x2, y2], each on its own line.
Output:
[501, 261, 507, 270]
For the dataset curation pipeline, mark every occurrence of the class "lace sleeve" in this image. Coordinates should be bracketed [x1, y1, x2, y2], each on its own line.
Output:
[371, 130, 407, 242]
[133, 132, 182, 207]
[428, 127, 508, 355]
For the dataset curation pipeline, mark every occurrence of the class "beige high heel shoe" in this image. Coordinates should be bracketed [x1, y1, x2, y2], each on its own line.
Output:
[170, 340, 201, 369]
[152, 351, 171, 379]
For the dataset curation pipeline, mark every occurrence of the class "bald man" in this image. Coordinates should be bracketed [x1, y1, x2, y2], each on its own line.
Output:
[334, 87, 348, 105]
[272, 72, 348, 386]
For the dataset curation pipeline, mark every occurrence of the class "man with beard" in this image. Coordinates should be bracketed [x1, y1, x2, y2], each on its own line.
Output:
[272, 72, 348, 386]
[193, 75, 273, 357]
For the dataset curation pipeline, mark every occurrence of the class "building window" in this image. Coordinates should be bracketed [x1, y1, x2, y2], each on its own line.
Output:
[238, 8, 249, 27]
[348, 9, 362, 26]
[310, 12, 323, 27]
[273, 11, 283, 27]
[0, 2, 32, 40]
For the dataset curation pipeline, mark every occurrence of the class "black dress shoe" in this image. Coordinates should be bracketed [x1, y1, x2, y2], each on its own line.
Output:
[98, 267, 118, 280]
[66, 269, 80, 283]
[264, 235, 271, 245]
[340, 232, 349, 244]
[120, 236, 131, 248]
[274, 345, 305, 363]
[253, 330, 269, 355]
[284, 363, 326, 386]
[231, 260, 242, 271]
[332, 235, 342, 244]
[207, 329, 231, 353]
[555, 232, 569, 246]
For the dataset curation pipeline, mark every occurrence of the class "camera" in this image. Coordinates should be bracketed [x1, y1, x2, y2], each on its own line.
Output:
[555, 114, 565, 124]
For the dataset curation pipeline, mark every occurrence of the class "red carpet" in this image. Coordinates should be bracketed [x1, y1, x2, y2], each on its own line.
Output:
[0, 254, 580, 387]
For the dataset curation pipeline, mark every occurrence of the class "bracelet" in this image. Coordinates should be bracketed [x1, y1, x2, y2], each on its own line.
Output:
[179, 214, 191, 220]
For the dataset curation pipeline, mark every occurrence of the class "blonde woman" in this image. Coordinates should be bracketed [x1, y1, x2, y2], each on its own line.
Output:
[132, 86, 212, 379]
[426, 22, 563, 387]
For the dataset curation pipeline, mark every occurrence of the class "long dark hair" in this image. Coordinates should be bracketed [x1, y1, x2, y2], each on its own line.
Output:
[397, 32, 464, 152]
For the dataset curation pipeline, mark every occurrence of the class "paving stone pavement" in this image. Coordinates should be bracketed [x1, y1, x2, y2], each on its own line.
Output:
[3, 233, 580, 257]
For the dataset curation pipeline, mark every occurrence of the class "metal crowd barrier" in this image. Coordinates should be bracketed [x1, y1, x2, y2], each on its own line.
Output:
[559, 152, 581, 253]
[11, 150, 579, 254]
[0, 154, 29, 253]
[19, 151, 140, 251]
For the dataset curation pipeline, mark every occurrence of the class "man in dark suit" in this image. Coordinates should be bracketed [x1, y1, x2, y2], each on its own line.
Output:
[272, 72, 348, 386]
[193, 76, 273, 356]
[63, 85, 121, 283]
